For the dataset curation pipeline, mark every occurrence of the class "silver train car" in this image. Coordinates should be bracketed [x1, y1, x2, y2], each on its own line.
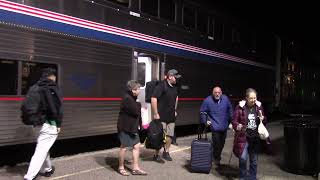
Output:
[0, 0, 277, 147]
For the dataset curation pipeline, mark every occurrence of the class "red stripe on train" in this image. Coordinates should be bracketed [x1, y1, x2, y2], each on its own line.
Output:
[178, 98, 204, 101]
[0, 97, 273, 102]
[0, 97, 123, 101]
[0, 97, 24, 101]
[63, 97, 122, 101]
[0, 97, 206, 101]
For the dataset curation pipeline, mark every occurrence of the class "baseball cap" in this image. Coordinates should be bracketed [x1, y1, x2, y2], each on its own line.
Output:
[167, 69, 181, 78]
[41, 67, 56, 78]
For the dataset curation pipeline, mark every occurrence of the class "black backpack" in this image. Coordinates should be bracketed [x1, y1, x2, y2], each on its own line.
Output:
[145, 120, 165, 150]
[145, 80, 167, 103]
[21, 84, 46, 126]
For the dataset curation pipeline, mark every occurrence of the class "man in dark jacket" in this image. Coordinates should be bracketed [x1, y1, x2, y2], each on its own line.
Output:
[24, 68, 63, 180]
[200, 86, 233, 166]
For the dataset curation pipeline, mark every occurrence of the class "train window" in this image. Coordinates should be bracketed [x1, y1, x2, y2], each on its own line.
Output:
[82, 0, 105, 23]
[21, 62, 58, 95]
[160, 0, 175, 21]
[214, 20, 224, 40]
[0, 60, 18, 95]
[141, 0, 158, 17]
[32, 0, 61, 13]
[232, 27, 241, 43]
[137, 63, 146, 87]
[208, 17, 215, 38]
[197, 11, 208, 34]
[249, 33, 257, 53]
[17, 0, 34, 7]
[183, 6, 195, 29]
[223, 24, 232, 42]
[105, 0, 129, 7]
[64, 0, 81, 17]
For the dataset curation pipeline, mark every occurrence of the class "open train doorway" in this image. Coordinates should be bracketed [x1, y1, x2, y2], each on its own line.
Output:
[136, 53, 161, 129]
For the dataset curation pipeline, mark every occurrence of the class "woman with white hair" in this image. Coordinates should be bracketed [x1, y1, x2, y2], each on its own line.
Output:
[232, 88, 267, 180]
[117, 80, 147, 176]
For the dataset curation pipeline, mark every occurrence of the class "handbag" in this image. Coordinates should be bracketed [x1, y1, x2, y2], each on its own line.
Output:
[141, 107, 150, 129]
[258, 120, 269, 140]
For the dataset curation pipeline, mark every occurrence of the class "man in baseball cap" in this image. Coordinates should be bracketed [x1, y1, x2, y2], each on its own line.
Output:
[151, 68, 181, 163]
[167, 69, 181, 79]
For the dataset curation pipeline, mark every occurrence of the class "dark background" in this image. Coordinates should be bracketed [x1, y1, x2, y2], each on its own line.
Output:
[208, 1, 319, 66]
[210, 1, 317, 38]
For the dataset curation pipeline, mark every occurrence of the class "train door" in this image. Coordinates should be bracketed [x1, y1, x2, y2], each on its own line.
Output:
[136, 54, 160, 128]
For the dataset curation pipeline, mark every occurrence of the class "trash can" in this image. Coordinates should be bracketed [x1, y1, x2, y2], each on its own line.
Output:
[283, 117, 320, 175]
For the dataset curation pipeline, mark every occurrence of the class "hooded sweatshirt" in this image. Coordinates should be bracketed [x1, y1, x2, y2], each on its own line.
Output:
[37, 78, 63, 127]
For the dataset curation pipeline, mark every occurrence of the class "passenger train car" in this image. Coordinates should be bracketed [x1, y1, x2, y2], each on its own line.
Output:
[0, 0, 277, 147]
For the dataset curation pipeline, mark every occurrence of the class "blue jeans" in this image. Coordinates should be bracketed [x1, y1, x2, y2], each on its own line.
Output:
[239, 143, 257, 180]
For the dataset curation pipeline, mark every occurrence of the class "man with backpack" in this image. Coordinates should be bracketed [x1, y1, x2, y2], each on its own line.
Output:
[151, 69, 181, 163]
[23, 68, 63, 180]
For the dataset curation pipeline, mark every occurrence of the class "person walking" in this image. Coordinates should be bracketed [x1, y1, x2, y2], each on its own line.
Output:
[151, 69, 181, 162]
[200, 86, 233, 166]
[117, 80, 147, 176]
[24, 68, 63, 180]
[232, 88, 267, 180]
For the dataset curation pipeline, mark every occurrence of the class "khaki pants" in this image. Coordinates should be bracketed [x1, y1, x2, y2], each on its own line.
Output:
[161, 122, 175, 137]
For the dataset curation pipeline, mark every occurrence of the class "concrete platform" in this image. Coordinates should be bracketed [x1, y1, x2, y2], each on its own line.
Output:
[0, 121, 317, 180]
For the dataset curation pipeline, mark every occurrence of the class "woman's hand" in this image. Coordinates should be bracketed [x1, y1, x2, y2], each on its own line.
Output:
[259, 110, 264, 121]
[236, 124, 243, 131]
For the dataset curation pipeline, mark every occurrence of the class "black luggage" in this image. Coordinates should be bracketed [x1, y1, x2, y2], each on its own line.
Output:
[145, 120, 164, 150]
[190, 113, 213, 173]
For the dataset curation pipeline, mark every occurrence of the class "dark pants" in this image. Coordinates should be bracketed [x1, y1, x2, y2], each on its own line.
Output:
[171, 133, 177, 144]
[239, 143, 257, 180]
[211, 130, 227, 162]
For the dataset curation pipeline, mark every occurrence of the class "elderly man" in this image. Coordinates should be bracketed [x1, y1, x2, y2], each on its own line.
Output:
[200, 86, 233, 166]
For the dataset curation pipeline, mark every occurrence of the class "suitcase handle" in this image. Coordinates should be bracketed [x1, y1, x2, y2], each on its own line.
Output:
[198, 112, 209, 140]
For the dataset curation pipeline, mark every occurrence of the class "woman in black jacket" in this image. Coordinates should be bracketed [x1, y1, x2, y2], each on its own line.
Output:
[117, 80, 147, 176]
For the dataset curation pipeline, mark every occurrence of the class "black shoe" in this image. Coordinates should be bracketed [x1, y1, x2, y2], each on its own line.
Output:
[38, 166, 55, 177]
[153, 155, 165, 163]
[162, 152, 172, 161]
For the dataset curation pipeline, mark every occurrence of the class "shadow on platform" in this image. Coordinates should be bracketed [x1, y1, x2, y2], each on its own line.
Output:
[216, 164, 238, 180]
[183, 160, 238, 179]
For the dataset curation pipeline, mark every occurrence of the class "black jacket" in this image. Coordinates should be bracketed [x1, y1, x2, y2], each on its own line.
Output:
[37, 78, 63, 127]
[117, 91, 141, 133]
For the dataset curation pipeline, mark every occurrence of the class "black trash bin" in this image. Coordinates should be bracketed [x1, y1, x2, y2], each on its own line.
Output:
[283, 117, 320, 175]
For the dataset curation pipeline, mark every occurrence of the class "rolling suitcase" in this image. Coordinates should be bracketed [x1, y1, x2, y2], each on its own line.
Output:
[190, 112, 213, 174]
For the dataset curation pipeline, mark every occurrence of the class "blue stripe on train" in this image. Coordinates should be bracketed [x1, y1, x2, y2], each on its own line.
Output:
[0, 9, 262, 69]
